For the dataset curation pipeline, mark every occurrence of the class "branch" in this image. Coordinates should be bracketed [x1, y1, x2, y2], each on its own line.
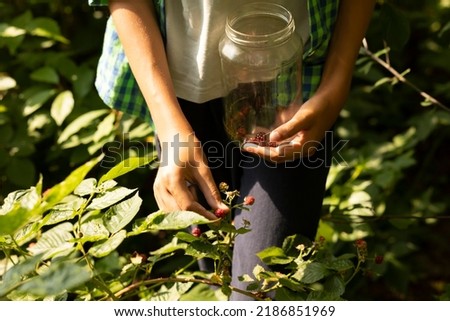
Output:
[361, 39, 450, 112]
[112, 276, 268, 301]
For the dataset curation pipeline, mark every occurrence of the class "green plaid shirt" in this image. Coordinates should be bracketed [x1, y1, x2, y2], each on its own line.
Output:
[89, 0, 339, 124]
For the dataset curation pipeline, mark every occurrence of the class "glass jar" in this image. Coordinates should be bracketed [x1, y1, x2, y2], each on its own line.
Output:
[219, 2, 303, 147]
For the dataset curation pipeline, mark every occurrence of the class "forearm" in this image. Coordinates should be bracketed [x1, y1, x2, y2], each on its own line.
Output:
[313, 0, 376, 113]
[108, 0, 192, 140]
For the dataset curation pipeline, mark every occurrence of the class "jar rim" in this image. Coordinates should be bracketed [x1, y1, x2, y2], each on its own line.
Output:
[225, 2, 296, 47]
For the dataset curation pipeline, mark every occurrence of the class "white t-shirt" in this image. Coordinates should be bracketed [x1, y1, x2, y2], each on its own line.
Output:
[165, 0, 309, 103]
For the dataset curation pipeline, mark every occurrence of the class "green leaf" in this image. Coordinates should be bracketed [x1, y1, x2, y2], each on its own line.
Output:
[99, 155, 157, 184]
[26, 17, 69, 43]
[185, 241, 220, 260]
[0, 187, 40, 236]
[144, 210, 213, 230]
[79, 217, 110, 243]
[93, 112, 116, 143]
[89, 230, 127, 258]
[180, 283, 218, 301]
[42, 155, 101, 208]
[17, 261, 91, 297]
[275, 287, 307, 301]
[57, 109, 109, 144]
[73, 178, 97, 196]
[379, 4, 411, 50]
[22, 87, 57, 116]
[87, 187, 138, 210]
[51, 90, 74, 126]
[300, 262, 330, 284]
[0, 254, 45, 297]
[257, 246, 293, 265]
[175, 231, 200, 243]
[150, 237, 187, 255]
[151, 282, 194, 301]
[72, 65, 94, 99]
[327, 259, 354, 272]
[30, 66, 59, 84]
[0, 73, 16, 91]
[44, 195, 86, 226]
[103, 192, 142, 234]
[28, 222, 75, 259]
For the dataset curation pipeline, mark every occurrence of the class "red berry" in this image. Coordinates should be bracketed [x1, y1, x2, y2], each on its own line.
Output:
[214, 208, 227, 218]
[192, 227, 201, 237]
[355, 239, 367, 249]
[374, 255, 384, 264]
[243, 195, 255, 206]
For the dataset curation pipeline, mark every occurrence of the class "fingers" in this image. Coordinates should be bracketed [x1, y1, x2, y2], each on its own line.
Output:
[193, 164, 230, 214]
[153, 172, 220, 221]
[243, 133, 320, 163]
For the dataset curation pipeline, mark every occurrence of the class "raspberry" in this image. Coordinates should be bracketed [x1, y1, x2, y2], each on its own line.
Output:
[355, 239, 367, 249]
[214, 208, 227, 218]
[374, 255, 384, 264]
[192, 227, 201, 237]
[243, 195, 255, 206]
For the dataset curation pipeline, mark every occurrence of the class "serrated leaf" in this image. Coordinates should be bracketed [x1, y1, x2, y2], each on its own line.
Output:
[103, 192, 142, 234]
[0, 187, 41, 236]
[0, 254, 45, 297]
[79, 217, 110, 243]
[145, 211, 213, 230]
[99, 155, 156, 184]
[14, 221, 40, 246]
[51, 90, 74, 126]
[151, 282, 193, 301]
[88, 230, 127, 258]
[257, 246, 293, 265]
[17, 262, 91, 297]
[185, 241, 220, 260]
[87, 187, 138, 210]
[275, 287, 307, 301]
[42, 156, 101, 209]
[300, 262, 330, 284]
[252, 264, 265, 281]
[28, 222, 74, 259]
[73, 178, 97, 196]
[44, 195, 86, 226]
[327, 259, 354, 272]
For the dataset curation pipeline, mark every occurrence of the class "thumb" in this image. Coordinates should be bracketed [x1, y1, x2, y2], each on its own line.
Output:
[269, 115, 307, 143]
[194, 168, 229, 213]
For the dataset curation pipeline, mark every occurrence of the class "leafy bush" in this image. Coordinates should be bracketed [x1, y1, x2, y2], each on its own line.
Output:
[0, 156, 379, 301]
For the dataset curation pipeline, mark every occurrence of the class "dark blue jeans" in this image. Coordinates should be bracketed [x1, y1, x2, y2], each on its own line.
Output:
[173, 98, 331, 300]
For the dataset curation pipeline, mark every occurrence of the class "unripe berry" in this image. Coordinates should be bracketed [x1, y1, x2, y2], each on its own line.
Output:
[214, 208, 227, 218]
[374, 255, 384, 264]
[192, 227, 201, 237]
[243, 195, 255, 206]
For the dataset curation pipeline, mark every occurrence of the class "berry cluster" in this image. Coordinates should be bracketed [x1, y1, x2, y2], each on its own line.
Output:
[244, 132, 278, 147]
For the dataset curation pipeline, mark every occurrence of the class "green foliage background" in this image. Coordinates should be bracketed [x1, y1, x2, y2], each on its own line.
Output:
[0, 0, 449, 300]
